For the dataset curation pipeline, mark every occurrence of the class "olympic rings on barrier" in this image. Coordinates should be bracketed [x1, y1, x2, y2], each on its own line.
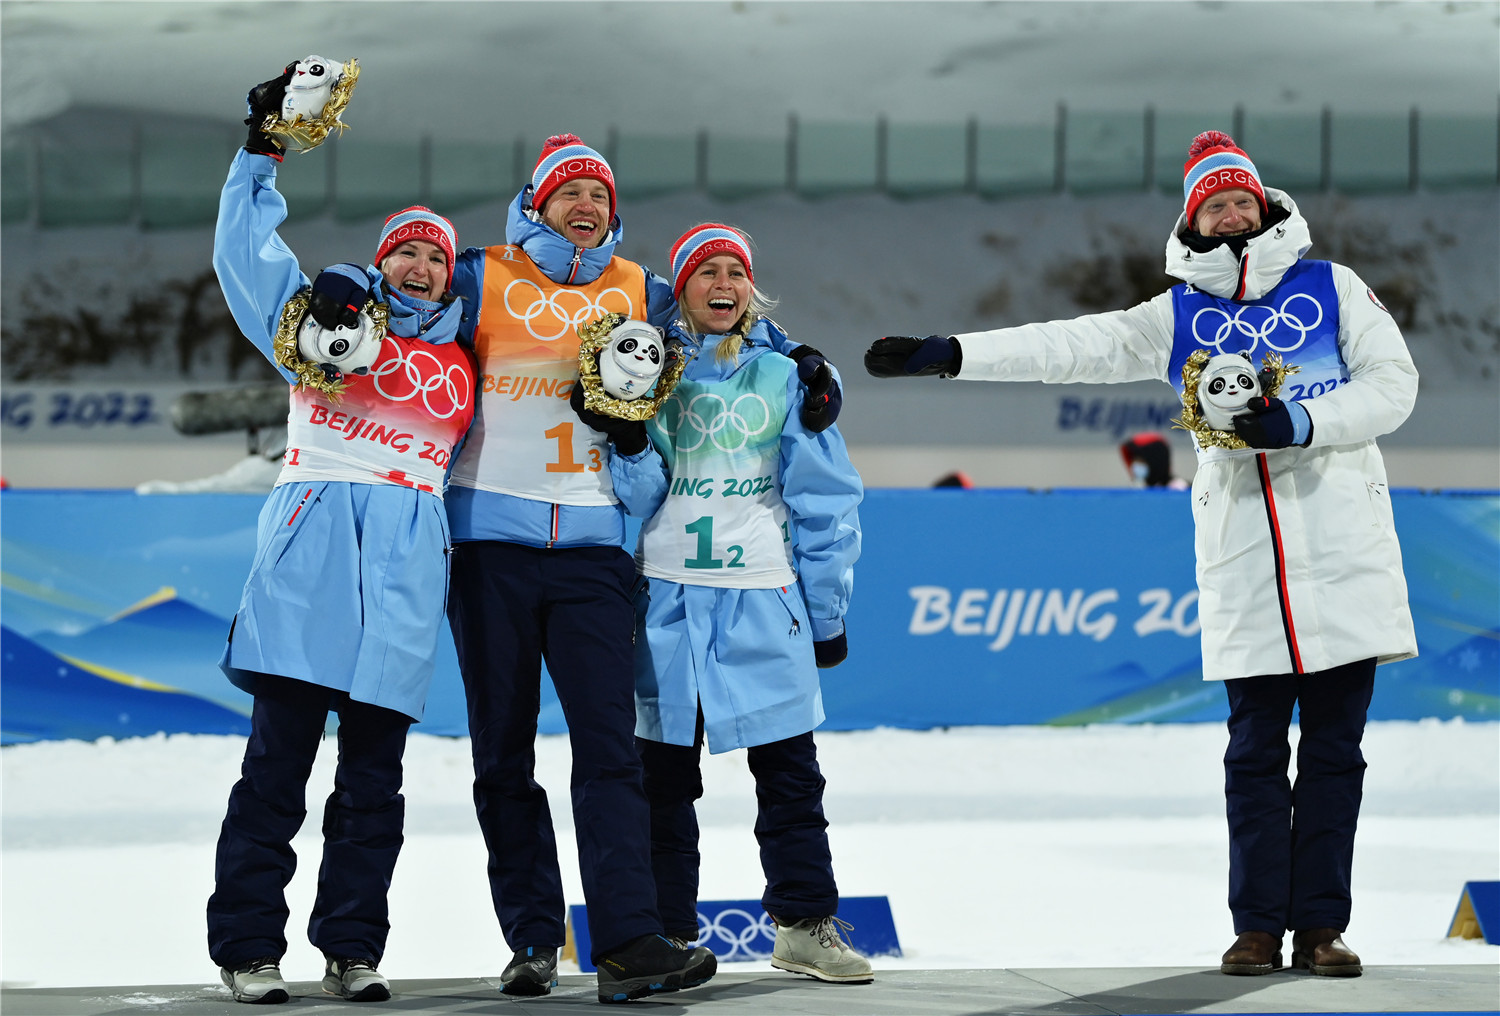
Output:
[369, 338, 472, 419]
[1190, 292, 1325, 356]
[656, 391, 773, 453]
[688, 908, 777, 960]
[502, 279, 635, 341]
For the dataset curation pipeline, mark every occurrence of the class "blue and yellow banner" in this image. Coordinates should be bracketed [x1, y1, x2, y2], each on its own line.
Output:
[1, 489, 1494, 743]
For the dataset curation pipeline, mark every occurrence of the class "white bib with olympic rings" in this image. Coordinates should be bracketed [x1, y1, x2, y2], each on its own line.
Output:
[637, 353, 796, 588]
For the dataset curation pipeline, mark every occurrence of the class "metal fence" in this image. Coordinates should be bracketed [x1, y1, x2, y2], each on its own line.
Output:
[4, 103, 1496, 229]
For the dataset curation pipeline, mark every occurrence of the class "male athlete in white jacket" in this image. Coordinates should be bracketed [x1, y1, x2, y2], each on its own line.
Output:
[866, 130, 1417, 980]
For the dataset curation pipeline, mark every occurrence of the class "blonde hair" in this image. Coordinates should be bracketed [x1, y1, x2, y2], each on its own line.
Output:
[675, 224, 778, 364]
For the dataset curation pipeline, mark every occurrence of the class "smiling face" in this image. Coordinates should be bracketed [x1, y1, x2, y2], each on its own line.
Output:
[379, 239, 448, 301]
[540, 177, 612, 248]
[1198, 353, 1261, 430]
[1194, 187, 1263, 237]
[680, 255, 752, 335]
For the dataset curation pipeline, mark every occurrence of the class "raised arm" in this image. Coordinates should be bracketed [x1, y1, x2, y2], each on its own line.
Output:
[211, 150, 306, 381]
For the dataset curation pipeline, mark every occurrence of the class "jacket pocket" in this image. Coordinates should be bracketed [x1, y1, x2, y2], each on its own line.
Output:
[1365, 481, 1394, 531]
[270, 484, 324, 570]
[630, 574, 651, 646]
[1189, 469, 1224, 566]
[772, 584, 808, 641]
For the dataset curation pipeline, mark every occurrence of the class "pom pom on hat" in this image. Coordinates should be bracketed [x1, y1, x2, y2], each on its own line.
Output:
[668, 223, 754, 299]
[1183, 130, 1266, 229]
[374, 206, 457, 293]
[531, 133, 616, 220]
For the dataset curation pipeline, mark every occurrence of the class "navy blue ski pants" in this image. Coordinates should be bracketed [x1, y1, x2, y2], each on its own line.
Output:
[207, 673, 410, 969]
[1223, 657, 1376, 936]
[639, 721, 838, 940]
[446, 541, 660, 962]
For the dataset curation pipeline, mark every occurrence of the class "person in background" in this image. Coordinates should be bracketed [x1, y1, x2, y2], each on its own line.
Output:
[207, 65, 475, 1005]
[630, 224, 872, 984]
[866, 130, 1417, 979]
[1120, 432, 1188, 490]
[932, 470, 974, 488]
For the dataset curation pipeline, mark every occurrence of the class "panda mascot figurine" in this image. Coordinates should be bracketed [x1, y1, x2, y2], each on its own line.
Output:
[281, 55, 341, 122]
[1196, 351, 1262, 431]
[598, 320, 665, 401]
[297, 307, 383, 380]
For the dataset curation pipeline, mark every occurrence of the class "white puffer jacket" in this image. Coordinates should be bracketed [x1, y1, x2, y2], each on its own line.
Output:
[954, 189, 1418, 681]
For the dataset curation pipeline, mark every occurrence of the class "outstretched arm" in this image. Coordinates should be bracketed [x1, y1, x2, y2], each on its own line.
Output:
[866, 295, 1177, 386]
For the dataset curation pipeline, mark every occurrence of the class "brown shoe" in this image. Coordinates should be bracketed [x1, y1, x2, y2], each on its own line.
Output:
[1292, 928, 1362, 977]
[1220, 930, 1284, 975]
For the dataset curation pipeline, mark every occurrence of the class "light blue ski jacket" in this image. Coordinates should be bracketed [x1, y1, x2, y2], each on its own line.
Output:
[633, 318, 864, 751]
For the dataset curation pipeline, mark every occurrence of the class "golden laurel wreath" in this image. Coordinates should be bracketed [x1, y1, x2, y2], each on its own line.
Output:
[574, 312, 686, 421]
[273, 287, 389, 400]
[1173, 348, 1299, 450]
[260, 58, 360, 153]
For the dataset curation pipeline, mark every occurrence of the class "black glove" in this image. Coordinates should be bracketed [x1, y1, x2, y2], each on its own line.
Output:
[308, 265, 372, 330]
[864, 335, 961, 378]
[1232, 396, 1312, 449]
[814, 630, 848, 669]
[787, 345, 843, 434]
[243, 64, 295, 159]
[570, 382, 648, 456]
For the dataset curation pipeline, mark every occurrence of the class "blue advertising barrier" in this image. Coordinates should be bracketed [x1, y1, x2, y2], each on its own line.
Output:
[0, 489, 1495, 743]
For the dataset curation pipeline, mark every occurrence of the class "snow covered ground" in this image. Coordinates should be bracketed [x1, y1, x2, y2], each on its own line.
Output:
[3, 720, 1496, 989]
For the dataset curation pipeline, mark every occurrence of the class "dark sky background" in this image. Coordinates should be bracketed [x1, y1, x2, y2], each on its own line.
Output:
[4, 1, 1496, 142]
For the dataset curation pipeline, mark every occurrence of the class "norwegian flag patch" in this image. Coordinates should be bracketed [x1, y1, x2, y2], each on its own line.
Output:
[1367, 288, 1389, 313]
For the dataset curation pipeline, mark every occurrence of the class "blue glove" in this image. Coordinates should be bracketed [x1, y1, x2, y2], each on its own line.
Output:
[814, 629, 848, 669]
[864, 335, 961, 378]
[1232, 396, 1312, 449]
[788, 345, 843, 434]
[309, 264, 372, 331]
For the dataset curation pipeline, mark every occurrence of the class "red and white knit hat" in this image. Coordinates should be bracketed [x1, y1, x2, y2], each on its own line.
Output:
[1182, 130, 1266, 229]
[531, 134, 616, 220]
[668, 223, 754, 299]
[374, 206, 457, 292]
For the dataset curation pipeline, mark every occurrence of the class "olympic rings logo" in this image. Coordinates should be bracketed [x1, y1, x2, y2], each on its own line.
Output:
[502, 279, 635, 341]
[684, 908, 777, 960]
[369, 337, 472, 419]
[1190, 293, 1325, 356]
[656, 391, 772, 453]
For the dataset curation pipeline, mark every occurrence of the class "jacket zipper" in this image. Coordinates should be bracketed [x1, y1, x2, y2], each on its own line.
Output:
[547, 503, 560, 549]
[1233, 251, 1251, 301]
[565, 248, 582, 285]
[1255, 452, 1304, 674]
[778, 587, 801, 638]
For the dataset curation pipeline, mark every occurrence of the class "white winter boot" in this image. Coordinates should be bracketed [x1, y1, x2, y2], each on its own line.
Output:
[770, 916, 874, 983]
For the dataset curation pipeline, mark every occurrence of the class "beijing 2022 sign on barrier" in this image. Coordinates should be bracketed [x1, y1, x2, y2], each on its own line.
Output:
[0, 489, 1494, 743]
